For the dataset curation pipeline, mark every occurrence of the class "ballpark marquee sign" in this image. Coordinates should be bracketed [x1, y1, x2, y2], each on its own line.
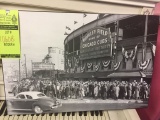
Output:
[80, 27, 112, 60]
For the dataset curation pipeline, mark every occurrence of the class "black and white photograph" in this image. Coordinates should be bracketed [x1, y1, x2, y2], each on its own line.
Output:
[2, 12, 159, 115]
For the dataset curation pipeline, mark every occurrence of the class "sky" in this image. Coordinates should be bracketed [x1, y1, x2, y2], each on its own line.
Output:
[20, 11, 98, 63]
[3, 11, 98, 72]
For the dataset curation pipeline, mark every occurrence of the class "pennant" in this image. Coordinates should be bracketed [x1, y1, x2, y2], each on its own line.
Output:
[83, 13, 87, 18]
[64, 32, 69, 35]
[74, 21, 78, 24]
[66, 26, 71, 30]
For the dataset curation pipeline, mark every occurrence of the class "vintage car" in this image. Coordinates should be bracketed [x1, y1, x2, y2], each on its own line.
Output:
[7, 91, 62, 114]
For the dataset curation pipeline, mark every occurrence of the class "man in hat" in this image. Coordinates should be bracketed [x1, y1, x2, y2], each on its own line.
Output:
[94, 84, 99, 99]
[127, 83, 132, 100]
[135, 82, 140, 100]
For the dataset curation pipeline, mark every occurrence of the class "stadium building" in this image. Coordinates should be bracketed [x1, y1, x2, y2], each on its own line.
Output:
[63, 14, 159, 83]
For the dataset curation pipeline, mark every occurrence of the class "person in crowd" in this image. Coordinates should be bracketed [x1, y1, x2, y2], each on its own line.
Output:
[39, 81, 44, 93]
[89, 80, 93, 97]
[12, 85, 18, 96]
[101, 82, 107, 100]
[65, 84, 70, 99]
[15, 78, 150, 101]
[94, 84, 99, 99]
[135, 82, 140, 100]
[79, 81, 85, 100]
[115, 84, 120, 100]
[127, 83, 132, 100]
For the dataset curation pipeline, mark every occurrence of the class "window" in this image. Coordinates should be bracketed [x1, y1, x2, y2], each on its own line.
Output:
[37, 93, 45, 97]
[17, 94, 25, 99]
[119, 16, 145, 40]
[26, 95, 33, 99]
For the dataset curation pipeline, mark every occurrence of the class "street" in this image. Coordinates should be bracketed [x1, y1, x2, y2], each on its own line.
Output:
[7, 98, 148, 115]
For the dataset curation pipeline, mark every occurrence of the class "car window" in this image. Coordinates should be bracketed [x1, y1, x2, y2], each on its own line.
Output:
[26, 95, 33, 99]
[37, 93, 45, 97]
[16, 94, 25, 99]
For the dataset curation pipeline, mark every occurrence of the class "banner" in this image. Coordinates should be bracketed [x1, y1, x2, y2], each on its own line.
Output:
[80, 27, 112, 60]
[32, 62, 54, 71]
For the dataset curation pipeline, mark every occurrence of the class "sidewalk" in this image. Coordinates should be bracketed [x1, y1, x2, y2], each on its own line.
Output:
[60, 98, 145, 104]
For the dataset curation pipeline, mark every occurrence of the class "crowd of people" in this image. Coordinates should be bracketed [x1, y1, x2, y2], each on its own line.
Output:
[12, 78, 150, 101]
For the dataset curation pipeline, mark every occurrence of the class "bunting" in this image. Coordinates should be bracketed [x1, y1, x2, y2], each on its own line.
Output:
[94, 63, 100, 71]
[114, 62, 121, 70]
[102, 60, 110, 68]
[138, 59, 151, 70]
[87, 63, 93, 69]
[81, 65, 85, 72]
[122, 45, 138, 61]
[74, 57, 80, 67]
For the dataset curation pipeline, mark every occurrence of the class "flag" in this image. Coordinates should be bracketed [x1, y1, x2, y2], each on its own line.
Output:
[64, 32, 69, 35]
[74, 21, 78, 24]
[151, 43, 156, 56]
[83, 13, 87, 18]
[66, 26, 71, 30]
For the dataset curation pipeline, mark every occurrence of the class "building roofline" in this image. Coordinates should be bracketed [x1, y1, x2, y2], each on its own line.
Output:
[48, 46, 64, 51]
[64, 14, 135, 45]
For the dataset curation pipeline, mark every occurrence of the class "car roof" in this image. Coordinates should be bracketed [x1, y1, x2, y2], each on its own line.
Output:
[17, 91, 45, 99]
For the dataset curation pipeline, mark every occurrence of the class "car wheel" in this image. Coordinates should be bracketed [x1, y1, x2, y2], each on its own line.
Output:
[33, 106, 43, 114]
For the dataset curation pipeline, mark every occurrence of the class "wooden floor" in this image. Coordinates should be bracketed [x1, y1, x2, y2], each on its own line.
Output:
[0, 100, 140, 120]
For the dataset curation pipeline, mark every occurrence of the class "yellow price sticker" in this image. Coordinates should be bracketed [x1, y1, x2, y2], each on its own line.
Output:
[0, 10, 21, 58]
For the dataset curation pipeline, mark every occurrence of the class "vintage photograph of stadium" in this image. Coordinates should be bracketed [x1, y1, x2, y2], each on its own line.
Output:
[2, 12, 159, 115]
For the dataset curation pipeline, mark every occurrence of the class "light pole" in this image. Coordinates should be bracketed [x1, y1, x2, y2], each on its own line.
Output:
[24, 54, 28, 78]
[31, 60, 33, 77]
[18, 59, 21, 93]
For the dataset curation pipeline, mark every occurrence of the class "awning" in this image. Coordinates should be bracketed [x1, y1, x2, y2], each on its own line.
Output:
[73, 72, 96, 79]
[64, 71, 112, 79]
[107, 71, 146, 78]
